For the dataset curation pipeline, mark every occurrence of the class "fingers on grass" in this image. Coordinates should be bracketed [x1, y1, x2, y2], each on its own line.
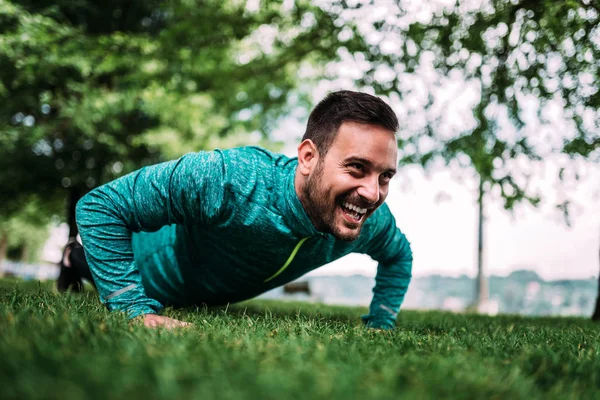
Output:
[142, 317, 192, 330]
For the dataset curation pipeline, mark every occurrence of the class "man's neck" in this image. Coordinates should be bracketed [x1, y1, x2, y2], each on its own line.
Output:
[293, 167, 307, 212]
[293, 167, 322, 232]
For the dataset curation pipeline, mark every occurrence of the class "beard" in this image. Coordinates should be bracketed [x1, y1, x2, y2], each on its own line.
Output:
[302, 160, 365, 242]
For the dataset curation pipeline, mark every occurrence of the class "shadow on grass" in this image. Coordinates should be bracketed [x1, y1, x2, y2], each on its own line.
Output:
[175, 300, 366, 325]
[0, 278, 365, 325]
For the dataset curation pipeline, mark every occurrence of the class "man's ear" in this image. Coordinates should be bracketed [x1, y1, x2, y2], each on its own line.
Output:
[297, 139, 320, 177]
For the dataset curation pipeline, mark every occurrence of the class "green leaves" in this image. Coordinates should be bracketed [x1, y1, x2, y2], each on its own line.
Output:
[0, 0, 355, 236]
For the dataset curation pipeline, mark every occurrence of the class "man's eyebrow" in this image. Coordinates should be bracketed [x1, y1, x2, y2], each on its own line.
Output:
[344, 156, 397, 174]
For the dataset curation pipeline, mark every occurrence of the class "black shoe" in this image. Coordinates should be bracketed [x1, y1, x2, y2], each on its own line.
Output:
[56, 242, 83, 293]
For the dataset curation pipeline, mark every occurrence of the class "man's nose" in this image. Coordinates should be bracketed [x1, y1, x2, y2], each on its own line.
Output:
[357, 177, 380, 204]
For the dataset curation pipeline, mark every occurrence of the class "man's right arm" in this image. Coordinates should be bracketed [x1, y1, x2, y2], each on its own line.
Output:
[76, 151, 226, 319]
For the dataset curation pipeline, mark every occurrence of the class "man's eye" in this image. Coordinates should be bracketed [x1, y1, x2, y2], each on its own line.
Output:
[349, 163, 364, 171]
[380, 173, 393, 183]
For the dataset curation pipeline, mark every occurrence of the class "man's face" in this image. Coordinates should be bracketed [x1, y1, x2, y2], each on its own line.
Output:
[301, 122, 398, 241]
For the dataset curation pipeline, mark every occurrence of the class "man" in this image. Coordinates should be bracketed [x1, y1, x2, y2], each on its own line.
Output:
[60, 90, 413, 330]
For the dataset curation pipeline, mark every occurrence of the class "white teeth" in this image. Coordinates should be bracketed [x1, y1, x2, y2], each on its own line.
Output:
[343, 202, 367, 214]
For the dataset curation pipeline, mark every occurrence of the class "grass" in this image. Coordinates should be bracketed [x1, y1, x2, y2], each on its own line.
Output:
[1, 278, 599, 400]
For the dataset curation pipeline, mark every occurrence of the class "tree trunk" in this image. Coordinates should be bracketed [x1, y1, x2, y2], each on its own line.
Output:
[0, 231, 7, 269]
[67, 186, 82, 240]
[474, 174, 488, 312]
[20, 243, 29, 263]
[593, 279, 600, 321]
[592, 229, 600, 321]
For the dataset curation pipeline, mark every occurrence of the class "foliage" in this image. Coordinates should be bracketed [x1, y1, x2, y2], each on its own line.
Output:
[1, 279, 599, 399]
[5, 0, 597, 220]
[0, 0, 358, 222]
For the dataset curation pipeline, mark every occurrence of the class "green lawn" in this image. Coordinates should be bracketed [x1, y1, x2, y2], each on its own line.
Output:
[1, 278, 599, 400]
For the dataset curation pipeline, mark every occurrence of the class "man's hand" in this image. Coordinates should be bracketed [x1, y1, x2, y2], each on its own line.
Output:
[137, 314, 191, 329]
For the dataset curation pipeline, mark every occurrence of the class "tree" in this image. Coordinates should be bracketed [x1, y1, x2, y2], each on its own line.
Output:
[328, 0, 598, 311]
[1, 0, 361, 240]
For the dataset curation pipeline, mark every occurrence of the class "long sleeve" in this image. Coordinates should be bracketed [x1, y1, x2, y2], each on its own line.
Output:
[75, 151, 226, 318]
[360, 204, 413, 329]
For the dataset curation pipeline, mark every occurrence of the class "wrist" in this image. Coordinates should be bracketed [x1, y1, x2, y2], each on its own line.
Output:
[123, 305, 161, 320]
[361, 314, 396, 330]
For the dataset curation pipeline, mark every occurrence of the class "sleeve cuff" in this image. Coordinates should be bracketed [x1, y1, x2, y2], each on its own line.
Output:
[123, 305, 162, 320]
[103, 284, 163, 319]
[361, 314, 396, 330]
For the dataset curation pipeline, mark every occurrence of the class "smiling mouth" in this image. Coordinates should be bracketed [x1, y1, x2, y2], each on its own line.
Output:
[340, 201, 367, 224]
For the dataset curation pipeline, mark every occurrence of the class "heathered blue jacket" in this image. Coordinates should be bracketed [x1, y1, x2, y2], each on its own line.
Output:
[76, 146, 413, 329]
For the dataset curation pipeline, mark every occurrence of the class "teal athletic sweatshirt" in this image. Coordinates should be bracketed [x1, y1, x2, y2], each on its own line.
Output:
[76, 146, 413, 329]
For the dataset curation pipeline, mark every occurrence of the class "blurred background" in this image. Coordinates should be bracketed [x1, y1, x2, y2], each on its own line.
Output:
[0, 0, 598, 317]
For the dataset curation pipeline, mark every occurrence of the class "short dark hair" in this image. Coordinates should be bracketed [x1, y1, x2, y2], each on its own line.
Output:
[302, 90, 399, 155]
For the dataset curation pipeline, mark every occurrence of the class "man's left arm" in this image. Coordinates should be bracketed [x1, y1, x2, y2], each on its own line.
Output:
[360, 204, 413, 330]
